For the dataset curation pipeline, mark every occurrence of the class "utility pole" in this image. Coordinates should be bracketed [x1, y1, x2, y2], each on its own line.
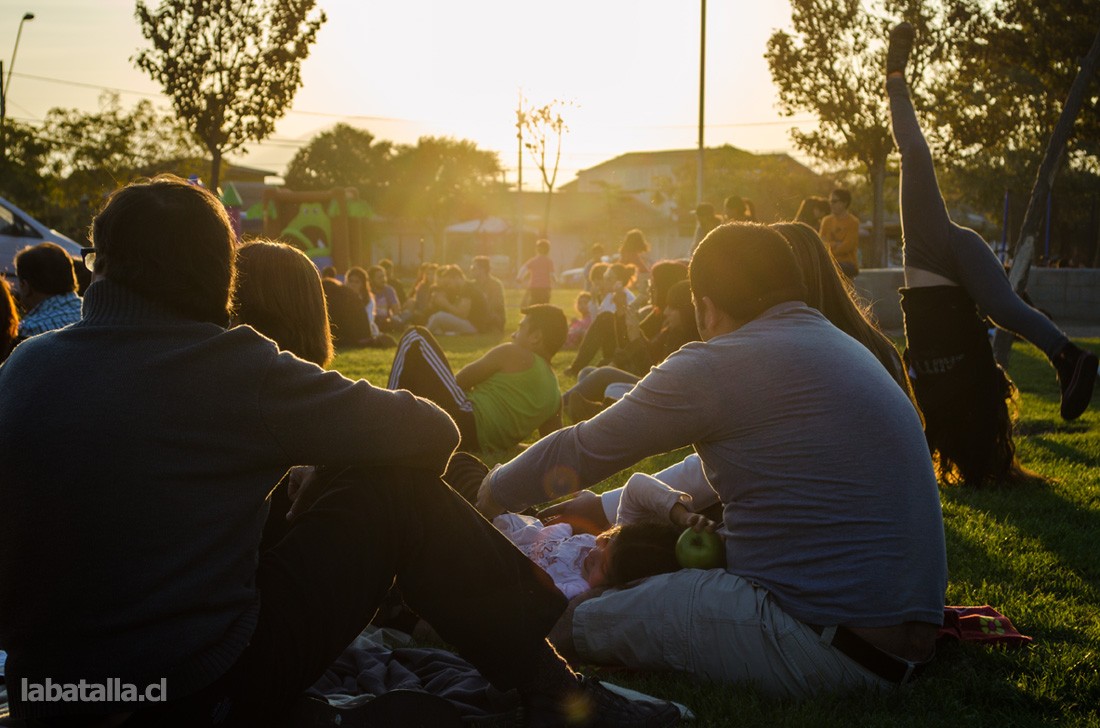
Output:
[696, 0, 706, 206]
[1, 12, 35, 162]
[516, 91, 525, 276]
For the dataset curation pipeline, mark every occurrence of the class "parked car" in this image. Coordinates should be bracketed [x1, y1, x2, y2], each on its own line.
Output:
[1, 195, 83, 282]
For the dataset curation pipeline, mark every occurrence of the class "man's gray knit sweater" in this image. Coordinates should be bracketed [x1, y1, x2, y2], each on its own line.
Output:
[0, 279, 459, 717]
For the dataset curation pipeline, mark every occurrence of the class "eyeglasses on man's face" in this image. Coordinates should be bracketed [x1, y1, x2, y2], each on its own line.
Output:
[80, 247, 96, 272]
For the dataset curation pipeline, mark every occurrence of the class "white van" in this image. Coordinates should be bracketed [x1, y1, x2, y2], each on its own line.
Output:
[1, 195, 83, 281]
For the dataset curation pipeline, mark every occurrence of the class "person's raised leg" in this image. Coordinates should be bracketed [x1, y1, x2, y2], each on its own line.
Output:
[565, 312, 616, 377]
[887, 21, 1095, 419]
[886, 23, 957, 284]
[388, 326, 479, 443]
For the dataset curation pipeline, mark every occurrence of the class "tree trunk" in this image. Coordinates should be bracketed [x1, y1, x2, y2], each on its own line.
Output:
[992, 22, 1100, 365]
[541, 189, 554, 239]
[870, 153, 887, 268]
[209, 146, 222, 193]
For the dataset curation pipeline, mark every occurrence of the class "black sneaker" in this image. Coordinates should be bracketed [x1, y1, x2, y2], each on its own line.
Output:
[525, 676, 680, 728]
[1054, 342, 1098, 420]
[887, 22, 914, 75]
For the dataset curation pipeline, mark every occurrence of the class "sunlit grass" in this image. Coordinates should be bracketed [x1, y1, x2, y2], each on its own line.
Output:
[332, 286, 1100, 727]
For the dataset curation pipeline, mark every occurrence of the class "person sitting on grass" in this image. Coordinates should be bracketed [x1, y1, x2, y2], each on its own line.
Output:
[0, 175, 679, 727]
[426, 264, 491, 336]
[13, 242, 83, 338]
[469, 255, 506, 333]
[545, 220, 920, 535]
[565, 279, 700, 423]
[479, 222, 946, 699]
[388, 304, 568, 453]
[564, 291, 594, 350]
[233, 240, 335, 367]
[563, 263, 638, 378]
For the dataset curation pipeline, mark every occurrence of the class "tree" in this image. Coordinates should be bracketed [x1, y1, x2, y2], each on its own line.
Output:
[133, 0, 326, 191]
[38, 93, 204, 236]
[928, 0, 1100, 263]
[0, 119, 54, 217]
[765, 0, 933, 266]
[386, 137, 502, 260]
[284, 123, 393, 205]
[520, 100, 570, 237]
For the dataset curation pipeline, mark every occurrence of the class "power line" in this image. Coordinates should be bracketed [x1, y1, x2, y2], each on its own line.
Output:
[11, 69, 818, 131]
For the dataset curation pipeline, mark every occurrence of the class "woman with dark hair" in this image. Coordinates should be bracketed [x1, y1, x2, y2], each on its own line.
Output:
[1, 277, 20, 362]
[794, 196, 830, 231]
[344, 266, 397, 349]
[724, 195, 756, 223]
[565, 279, 701, 422]
[232, 241, 334, 367]
[563, 263, 637, 378]
[771, 222, 915, 404]
[618, 229, 652, 298]
[886, 22, 1095, 485]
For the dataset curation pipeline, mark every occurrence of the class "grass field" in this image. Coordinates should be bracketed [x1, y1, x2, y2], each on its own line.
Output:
[334, 287, 1100, 727]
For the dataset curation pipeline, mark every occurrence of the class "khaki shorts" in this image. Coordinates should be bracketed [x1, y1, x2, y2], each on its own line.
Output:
[573, 569, 891, 699]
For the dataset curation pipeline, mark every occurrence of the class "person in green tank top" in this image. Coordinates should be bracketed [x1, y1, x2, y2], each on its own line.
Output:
[388, 304, 568, 452]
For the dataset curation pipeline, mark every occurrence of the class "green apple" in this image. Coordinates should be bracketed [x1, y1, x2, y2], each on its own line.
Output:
[675, 528, 724, 569]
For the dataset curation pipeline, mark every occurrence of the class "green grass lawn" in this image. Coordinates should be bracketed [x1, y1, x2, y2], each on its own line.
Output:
[334, 287, 1100, 727]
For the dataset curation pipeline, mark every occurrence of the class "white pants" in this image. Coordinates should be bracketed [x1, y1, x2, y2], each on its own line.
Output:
[573, 569, 891, 699]
[427, 311, 478, 335]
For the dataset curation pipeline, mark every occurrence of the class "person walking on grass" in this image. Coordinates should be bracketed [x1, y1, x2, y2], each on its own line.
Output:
[518, 238, 555, 307]
[886, 22, 1096, 486]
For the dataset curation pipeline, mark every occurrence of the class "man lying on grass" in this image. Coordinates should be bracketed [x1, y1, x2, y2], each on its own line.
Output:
[479, 222, 948, 699]
[0, 175, 679, 727]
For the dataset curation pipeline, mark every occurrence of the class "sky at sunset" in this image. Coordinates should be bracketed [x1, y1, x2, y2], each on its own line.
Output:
[1, 0, 816, 186]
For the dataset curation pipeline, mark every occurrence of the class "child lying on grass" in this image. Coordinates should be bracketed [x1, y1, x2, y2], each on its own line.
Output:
[443, 453, 724, 597]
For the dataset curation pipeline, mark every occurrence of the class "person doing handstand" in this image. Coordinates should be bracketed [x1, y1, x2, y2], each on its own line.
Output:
[887, 22, 1096, 485]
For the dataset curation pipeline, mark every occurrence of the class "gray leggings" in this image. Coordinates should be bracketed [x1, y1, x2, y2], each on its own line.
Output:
[888, 77, 1067, 358]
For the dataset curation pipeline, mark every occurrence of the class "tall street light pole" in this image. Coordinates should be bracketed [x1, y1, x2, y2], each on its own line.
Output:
[696, 0, 706, 206]
[1, 11, 35, 161]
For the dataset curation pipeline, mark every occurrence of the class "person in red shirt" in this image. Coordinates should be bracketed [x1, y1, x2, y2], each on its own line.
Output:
[517, 238, 555, 306]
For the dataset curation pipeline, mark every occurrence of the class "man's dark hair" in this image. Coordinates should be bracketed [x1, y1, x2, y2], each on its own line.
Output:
[690, 222, 806, 322]
[830, 188, 852, 207]
[91, 175, 235, 326]
[521, 304, 568, 357]
[472, 255, 491, 273]
[15, 243, 78, 297]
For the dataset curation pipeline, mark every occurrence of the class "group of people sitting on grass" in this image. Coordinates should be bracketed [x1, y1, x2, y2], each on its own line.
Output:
[2, 22, 1099, 727]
